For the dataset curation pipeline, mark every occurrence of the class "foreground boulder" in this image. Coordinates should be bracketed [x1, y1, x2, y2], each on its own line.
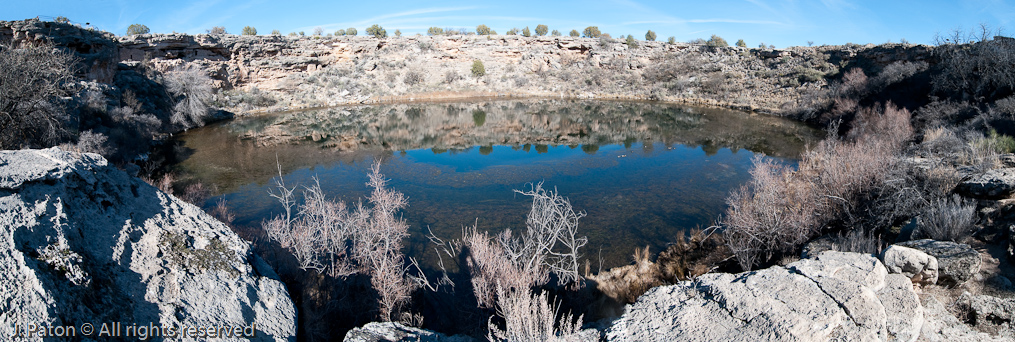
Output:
[896, 239, 981, 287]
[344, 322, 474, 342]
[0, 148, 296, 341]
[606, 251, 922, 342]
[880, 245, 939, 286]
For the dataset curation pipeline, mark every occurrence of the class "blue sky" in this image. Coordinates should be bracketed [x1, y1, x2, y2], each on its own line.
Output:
[5, 0, 1015, 47]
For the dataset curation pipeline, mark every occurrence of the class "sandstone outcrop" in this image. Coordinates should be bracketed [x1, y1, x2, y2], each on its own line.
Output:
[0, 148, 296, 341]
[606, 251, 923, 342]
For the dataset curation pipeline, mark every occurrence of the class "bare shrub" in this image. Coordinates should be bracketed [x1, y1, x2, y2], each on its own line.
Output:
[164, 63, 213, 129]
[487, 289, 586, 342]
[443, 70, 461, 84]
[73, 130, 110, 155]
[263, 162, 416, 321]
[836, 67, 870, 98]
[180, 182, 209, 204]
[461, 226, 537, 308]
[210, 198, 235, 225]
[505, 183, 588, 286]
[829, 229, 884, 255]
[403, 70, 423, 86]
[963, 131, 1003, 173]
[587, 246, 661, 305]
[0, 41, 76, 149]
[724, 103, 913, 269]
[870, 61, 928, 90]
[919, 195, 976, 241]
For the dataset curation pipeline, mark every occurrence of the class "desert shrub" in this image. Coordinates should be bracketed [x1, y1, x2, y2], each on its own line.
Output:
[394, 29, 401, 37]
[582, 26, 601, 38]
[366, 25, 386, 38]
[487, 289, 585, 342]
[271, 29, 281, 35]
[0, 41, 76, 149]
[870, 61, 928, 91]
[507, 28, 520, 35]
[795, 67, 825, 83]
[208, 26, 227, 35]
[428, 27, 444, 35]
[919, 195, 976, 241]
[313, 27, 323, 36]
[54, 16, 70, 24]
[347, 27, 358, 36]
[443, 70, 461, 84]
[828, 229, 884, 255]
[403, 70, 423, 86]
[335, 29, 346, 36]
[569, 30, 580, 37]
[477, 25, 492, 35]
[724, 103, 913, 270]
[536, 25, 549, 36]
[993, 96, 1015, 118]
[985, 129, 1015, 153]
[471, 60, 486, 77]
[551, 29, 561, 37]
[522, 27, 531, 37]
[241, 26, 256, 35]
[667, 36, 675, 44]
[263, 164, 416, 321]
[288, 32, 296, 37]
[626, 35, 638, 48]
[706, 34, 728, 47]
[164, 64, 213, 129]
[126, 24, 149, 35]
[298, 31, 305, 36]
[71, 130, 110, 155]
[736, 39, 746, 47]
[598, 34, 613, 48]
[644, 30, 656, 41]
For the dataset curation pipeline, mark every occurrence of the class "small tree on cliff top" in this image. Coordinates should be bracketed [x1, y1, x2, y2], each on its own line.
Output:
[366, 24, 387, 38]
[126, 24, 149, 35]
[535, 24, 548, 36]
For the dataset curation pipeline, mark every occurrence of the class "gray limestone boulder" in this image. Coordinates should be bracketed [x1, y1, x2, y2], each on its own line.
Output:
[880, 245, 939, 286]
[0, 148, 296, 341]
[343, 322, 474, 342]
[956, 293, 1015, 340]
[956, 168, 1015, 199]
[605, 251, 923, 342]
[896, 239, 981, 287]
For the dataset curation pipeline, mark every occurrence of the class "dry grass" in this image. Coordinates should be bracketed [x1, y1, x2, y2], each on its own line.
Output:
[487, 289, 586, 342]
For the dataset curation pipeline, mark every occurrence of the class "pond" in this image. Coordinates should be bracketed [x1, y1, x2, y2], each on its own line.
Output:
[171, 99, 822, 270]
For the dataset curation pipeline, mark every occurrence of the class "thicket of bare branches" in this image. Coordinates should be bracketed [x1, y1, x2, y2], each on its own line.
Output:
[0, 41, 76, 149]
[723, 102, 913, 270]
[263, 162, 415, 321]
[164, 63, 213, 129]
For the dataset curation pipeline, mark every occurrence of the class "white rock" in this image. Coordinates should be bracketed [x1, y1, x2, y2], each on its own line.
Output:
[880, 245, 939, 286]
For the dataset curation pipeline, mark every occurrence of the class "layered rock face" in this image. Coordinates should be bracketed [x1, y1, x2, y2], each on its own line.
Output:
[606, 251, 924, 342]
[0, 148, 296, 341]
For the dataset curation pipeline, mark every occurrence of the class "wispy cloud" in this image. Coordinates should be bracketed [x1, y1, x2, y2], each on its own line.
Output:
[622, 19, 785, 26]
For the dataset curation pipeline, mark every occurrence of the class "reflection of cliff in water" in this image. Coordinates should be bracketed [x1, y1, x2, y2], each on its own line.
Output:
[174, 100, 821, 194]
[232, 99, 820, 157]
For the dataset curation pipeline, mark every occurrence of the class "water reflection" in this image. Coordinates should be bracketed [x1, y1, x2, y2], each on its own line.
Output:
[173, 99, 821, 269]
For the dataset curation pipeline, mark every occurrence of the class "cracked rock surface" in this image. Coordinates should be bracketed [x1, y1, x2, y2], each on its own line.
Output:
[606, 251, 922, 342]
[0, 148, 296, 341]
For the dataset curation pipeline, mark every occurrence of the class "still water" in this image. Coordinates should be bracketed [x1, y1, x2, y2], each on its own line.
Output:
[172, 99, 821, 269]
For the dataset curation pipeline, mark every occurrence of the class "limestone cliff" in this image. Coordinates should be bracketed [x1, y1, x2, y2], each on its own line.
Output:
[0, 148, 296, 341]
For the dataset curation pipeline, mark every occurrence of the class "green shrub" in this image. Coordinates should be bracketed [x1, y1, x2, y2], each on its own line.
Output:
[394, 29, 401, 37]
[288, 32, 296, 37]
[271, 29, 281, 35]
[736, 39, 746, 47]
[428, 27, 444, 35]
[208, 26, 227, 35]
[127, 24, 150, 35]
[582, 26, 601, 38]
[987, 129, 1015, 153]
[536, 25, 548, 36]
[522, 26, 531, 37]
[507, 28, 519, 35]
[645, 30, 656, 41]
[477, 24, 492, 35]
[599, 33, 613, 48]
[336, 29, 346, 36]
[242, 26, 257, 35]
[569, 29, 580, 37]
[54, 16, 70, 24]
[667, 36, 675, 44]
[551, 29, 561, 36]
[626, 35, 638, 48]
[298, 31, 305, 36]
[706, 34, 728, 47]
[471, 60, 486, 77]
[346, 27, 357, 36]
[366, 24, 386, 38]
[759, 42, 767, 48]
